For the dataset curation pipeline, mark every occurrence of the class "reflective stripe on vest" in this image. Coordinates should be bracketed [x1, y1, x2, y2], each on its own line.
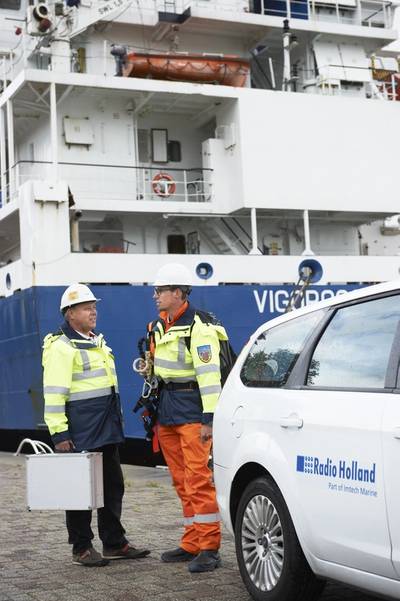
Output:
[72, 368, 107, 381]
[199, 384, 221, 396]
[154, 357, 193, 371]
[44, 385, 70, 395]
[69, 386, 113, 402]
[195, 364, 220, 376]
[45, 404, 66, 413]
[59, 334, 71, 346]
[79, 349, 91, 371]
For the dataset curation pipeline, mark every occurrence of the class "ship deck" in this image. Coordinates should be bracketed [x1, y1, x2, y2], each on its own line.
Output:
[0, 453, 383, 601]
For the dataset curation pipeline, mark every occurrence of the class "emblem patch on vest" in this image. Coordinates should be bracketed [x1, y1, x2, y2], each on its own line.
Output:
[197, 344, 212, 363]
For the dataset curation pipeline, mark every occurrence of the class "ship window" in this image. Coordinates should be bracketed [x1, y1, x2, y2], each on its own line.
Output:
[168, 140, 181, 162]
[187, 231, 200, 254]
[167, 235, 186, 254]
[306, 295, 400, 389]
[241, 310, 324, 388]
[0, 1, 21, 9]
[138, 129, 150, 163]
[151, 128, 168, 163]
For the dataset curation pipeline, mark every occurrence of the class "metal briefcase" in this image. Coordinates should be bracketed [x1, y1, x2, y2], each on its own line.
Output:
[18, 439, 104, 511]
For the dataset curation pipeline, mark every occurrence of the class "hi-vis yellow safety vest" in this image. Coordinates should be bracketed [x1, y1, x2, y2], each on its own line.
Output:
[153, 310, 228, 415]
[42, 323, 123, 451]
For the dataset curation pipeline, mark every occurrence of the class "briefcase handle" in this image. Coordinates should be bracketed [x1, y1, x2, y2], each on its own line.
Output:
[14, 438, 54, 456]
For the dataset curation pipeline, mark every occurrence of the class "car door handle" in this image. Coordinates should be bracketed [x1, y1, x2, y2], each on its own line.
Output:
[393, 427, 400, 439]
[279, 415, 303, 429]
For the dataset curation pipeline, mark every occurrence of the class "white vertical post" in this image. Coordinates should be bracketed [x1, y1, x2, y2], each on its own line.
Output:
[355, 0, 362, 26]
[302, 209, 314, 255]
[2, 58, 6, 92]
[283, 36, 291, 91]
[6, 100, 15, 199]
[183, 169, 188, 202]
[103, 40, 108, 76]
[22, 31, 27, 68]
[71, 218, 80, 251]
[249, 208, 262, 255]
[0, 107, 6, 205]
[282, 22, 292, 92]
[50, 82, 58, 181]
[9, 52, 13, 79]
[269, 57, 276, 89]
[51, 39, 71, 73]
[132, 114, 139, 200]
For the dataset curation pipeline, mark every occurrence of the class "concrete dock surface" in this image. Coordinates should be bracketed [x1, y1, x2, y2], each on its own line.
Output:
[0, 453, 385, 601]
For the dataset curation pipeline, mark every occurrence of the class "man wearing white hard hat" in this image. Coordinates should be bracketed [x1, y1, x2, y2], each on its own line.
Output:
[42, 283, 150, 567]
[145, 263, 230, 573]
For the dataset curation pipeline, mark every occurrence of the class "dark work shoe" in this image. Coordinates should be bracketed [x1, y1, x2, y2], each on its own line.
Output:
[161, 547, 197, 563]
[188, 550, 222, 573]
[102, 543, 151, 560]
[72, 547, 109, 567]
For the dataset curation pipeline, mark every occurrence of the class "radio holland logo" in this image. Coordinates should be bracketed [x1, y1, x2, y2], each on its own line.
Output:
[296, 455, 376, 484]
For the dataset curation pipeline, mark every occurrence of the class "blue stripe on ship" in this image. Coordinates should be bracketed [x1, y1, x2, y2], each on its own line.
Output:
[0, 284, 361, 439]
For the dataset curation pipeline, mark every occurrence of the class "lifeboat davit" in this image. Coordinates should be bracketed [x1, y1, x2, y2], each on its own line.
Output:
[122, 53, 249, 87]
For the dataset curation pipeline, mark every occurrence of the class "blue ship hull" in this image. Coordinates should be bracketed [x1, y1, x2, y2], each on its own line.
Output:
[0, 283, 361, 439]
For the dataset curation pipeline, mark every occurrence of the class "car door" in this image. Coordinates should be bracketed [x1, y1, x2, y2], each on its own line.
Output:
[240, 293, 398, 579]
[286, 292, 400, 578]
[381, 316, 400, 578]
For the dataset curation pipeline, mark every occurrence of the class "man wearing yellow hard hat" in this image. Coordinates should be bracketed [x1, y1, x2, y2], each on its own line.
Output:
[42, 283, 150, 566]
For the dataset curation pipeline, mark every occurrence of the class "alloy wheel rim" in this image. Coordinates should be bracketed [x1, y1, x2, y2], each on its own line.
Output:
[241, 494, 284, 591]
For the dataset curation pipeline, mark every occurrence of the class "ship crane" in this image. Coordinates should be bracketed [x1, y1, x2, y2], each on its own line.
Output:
[26, 0, 134, 72]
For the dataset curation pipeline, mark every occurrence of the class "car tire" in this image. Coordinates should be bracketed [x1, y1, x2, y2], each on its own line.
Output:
[235, 476, 325, 601]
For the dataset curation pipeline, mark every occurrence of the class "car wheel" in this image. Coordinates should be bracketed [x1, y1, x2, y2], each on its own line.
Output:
[235, 476, 325, 601]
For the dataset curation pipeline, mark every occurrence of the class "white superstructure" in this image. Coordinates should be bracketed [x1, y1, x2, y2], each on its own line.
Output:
[0, 0, 400, 296]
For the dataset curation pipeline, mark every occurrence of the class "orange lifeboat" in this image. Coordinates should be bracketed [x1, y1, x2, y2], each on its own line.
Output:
[122, 53, 249, 87]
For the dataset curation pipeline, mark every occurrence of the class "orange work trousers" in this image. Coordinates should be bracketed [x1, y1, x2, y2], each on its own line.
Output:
[158, 422, 221, 553]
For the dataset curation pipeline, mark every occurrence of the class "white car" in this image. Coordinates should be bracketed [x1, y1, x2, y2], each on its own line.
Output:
[213, 280, 400, 601]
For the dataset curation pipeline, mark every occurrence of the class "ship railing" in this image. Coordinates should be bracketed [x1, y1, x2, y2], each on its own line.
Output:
[14, 161, 213, 204]
[0, 179, 11, 208]
[368, 76, 398, 101]
[166, 1, 249, 12]
[252, 0, 392, 28]
[309, 65, 399, 101]
[137, 166, 213, 203]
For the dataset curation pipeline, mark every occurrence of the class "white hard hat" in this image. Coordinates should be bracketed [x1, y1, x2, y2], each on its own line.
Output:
[60, 283, 100, 311]
[153, 263, 193, 287]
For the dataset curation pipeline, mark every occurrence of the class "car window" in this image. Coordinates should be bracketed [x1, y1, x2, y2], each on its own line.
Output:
[241, 310, 324, 387]
[307, 294, 400, 389]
